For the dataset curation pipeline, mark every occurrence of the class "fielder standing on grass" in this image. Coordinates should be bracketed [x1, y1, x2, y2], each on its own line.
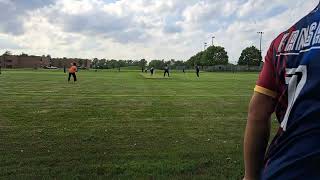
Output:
[196, 65, 200, 77]
[68, 62, 77, 83]
[244, 2, 320, 180]
[164, 65, 170, 77]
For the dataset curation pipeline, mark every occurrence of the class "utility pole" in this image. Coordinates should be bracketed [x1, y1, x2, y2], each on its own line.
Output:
[257, 31, 264, 54]
[212, 36, 215, 46]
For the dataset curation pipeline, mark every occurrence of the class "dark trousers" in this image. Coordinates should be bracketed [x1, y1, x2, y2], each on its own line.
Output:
[68, 73, 77, 82]
[164, 70, 170, 77]
[196, 71, 200, 77]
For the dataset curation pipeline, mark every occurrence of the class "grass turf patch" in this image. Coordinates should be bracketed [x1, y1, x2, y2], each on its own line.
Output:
[0, 70, 277, 179]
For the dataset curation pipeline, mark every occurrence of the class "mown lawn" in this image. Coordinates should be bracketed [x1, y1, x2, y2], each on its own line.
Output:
[0, 69, 262, 179]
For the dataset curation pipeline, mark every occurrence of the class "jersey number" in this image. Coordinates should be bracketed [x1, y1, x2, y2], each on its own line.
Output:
[281, 65, 307, 131]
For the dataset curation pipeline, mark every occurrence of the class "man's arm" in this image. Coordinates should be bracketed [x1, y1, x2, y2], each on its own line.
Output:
[244, 92, 276, 180]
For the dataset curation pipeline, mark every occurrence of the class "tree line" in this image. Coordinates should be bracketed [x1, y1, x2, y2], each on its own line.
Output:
[90, 45, 263, 70]
[2, 45, 263, 70]
[91, 58, 187, 70]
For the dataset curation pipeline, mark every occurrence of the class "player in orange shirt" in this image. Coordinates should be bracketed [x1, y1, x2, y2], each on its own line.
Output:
[68, 63, 77, 82]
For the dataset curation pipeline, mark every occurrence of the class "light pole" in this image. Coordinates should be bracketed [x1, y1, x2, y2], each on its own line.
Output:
[204, 42, 207, 51]
[257, 31, 264, 54]
[212, 36, 215, 46]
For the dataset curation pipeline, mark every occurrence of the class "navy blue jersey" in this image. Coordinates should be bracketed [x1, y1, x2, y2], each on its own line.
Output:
[254, 4, 320, 180]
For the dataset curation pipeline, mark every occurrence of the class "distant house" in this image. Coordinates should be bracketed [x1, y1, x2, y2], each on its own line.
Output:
[0, 55, 50, 68]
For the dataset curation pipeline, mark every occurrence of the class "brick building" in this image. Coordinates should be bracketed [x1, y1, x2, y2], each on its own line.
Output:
[0, 55, 91, 69]
[0, 55, 50, 68]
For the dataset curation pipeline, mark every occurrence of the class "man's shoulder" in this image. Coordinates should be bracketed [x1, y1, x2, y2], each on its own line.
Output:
[270, 9, 319, 54]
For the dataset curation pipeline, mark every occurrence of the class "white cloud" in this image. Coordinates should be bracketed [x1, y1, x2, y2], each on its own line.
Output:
[0, 0, 319, 63]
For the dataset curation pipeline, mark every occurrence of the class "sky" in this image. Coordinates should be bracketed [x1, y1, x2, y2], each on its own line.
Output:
[0, 0, 318, 63]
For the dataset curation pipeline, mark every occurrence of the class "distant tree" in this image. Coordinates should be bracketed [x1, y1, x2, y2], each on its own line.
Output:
[110, 59, 117, 69]
[163, 59, 170, 66]
[3, 51, 12, 56]
[59, 59, 63, 67]
[20, 53, 28, 56]
[238, 46, 262, 66]
[127, 60, 134, 66]
[92, 58, 99, 68]
[201, 45, 229, 66]
[169, 59, 175, 66]
[187, 51, 203, 67]
[187, 45, 229, 67]
[149, 60, 165, 69]
[139, 59, 147, 68]
[99, 59, 106, 69]
[118, 60, 126, 67]
[172, 60, 186, 69]
[78, 59, 84, 67]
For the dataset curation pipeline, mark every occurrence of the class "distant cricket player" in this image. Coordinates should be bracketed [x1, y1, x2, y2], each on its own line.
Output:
[196, 65, 200, 77]
[150, 67, 154, 76]
[164, 65, 170, 77]
[68, 62, 77, 82]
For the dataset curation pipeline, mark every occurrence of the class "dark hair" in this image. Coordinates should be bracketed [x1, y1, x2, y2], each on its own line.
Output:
[73, 63, 76, 66]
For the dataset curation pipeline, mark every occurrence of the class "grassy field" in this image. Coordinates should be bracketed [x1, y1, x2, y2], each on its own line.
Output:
[0, 69, 261, 179]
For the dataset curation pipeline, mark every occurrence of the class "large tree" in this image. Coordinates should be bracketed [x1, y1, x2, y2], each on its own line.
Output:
[118, 60, 126, 67]
[92, 58, 99, 68]
[187, 51, 203, 67]
[109, 59, 118, 68]
[202, 46, 229, 66]
[148, 60, 165, 69]
[98, 59, 106, 69]
[187, 45, 229, 67]
[238, 46, 262, 66]
[139, 59, 147, 68]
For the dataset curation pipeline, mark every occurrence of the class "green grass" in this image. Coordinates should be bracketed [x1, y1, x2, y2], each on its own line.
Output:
[0, 70, 263, 179]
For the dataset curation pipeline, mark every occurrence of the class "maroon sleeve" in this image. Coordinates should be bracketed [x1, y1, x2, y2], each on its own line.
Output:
[254, 41, 278, 98]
